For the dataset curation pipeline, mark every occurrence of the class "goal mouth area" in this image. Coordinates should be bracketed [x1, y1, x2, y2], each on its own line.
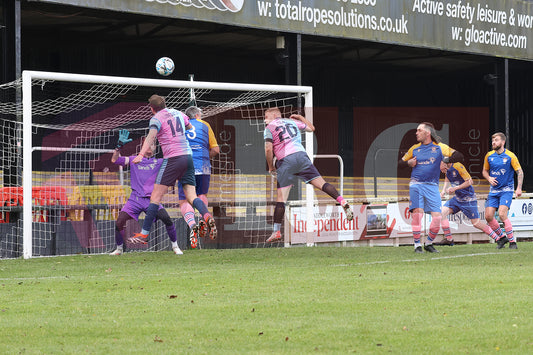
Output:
[0, 71, 313, 258]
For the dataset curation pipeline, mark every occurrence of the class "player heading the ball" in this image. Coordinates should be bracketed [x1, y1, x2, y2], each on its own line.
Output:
[263, 107, 353, 244]
[129, 95, 217, 245]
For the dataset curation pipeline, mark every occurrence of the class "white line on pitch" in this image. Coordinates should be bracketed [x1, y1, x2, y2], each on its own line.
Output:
[332, 252, 504, 267]
[0, 252, 510, 281]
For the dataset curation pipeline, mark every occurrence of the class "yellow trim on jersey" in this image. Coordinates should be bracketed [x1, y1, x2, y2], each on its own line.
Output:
[198, 119, 219, 149]
[483, 150, 494, 171]
[437, 142, 455, 157]
[452, 162, 471, 181]
[402, 142, 455, 161]
[483, 149, 522, 171]
[402, 143, 421, 161]
[509, 151, 522, 171]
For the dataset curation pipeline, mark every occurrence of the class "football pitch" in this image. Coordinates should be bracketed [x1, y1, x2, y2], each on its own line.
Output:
[1, 243, 532, 354]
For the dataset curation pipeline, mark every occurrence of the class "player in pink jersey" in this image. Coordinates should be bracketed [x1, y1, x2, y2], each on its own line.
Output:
[263, 107, 353, 243]
[129, 95, 216, 245]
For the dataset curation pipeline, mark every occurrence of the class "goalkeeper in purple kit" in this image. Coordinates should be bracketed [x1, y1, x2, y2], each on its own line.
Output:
[109, 129, 182, 255]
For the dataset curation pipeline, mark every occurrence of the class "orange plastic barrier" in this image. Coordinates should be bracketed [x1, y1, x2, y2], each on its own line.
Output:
[0, 186, 68, 223]
[32, 186, 68, 222]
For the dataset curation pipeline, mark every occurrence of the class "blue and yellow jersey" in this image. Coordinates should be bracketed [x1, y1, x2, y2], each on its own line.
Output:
[483, 149, 521, 193]
[186, 118, 218, 175]
[446, 162, 476, 202]
[402, 142, 454, 185]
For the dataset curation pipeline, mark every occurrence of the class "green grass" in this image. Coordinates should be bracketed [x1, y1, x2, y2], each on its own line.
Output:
[1, 243, 533, 354]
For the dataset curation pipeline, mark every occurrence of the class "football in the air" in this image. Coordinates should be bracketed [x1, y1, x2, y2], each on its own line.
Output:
[155, 57, 175, 76]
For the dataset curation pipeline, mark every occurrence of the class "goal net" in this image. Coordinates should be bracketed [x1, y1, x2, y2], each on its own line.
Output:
[0, 71, 312, 259]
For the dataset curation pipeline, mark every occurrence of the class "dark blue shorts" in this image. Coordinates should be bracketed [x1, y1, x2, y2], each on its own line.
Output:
[444, 197, 480, 219]
[485, 191, 513, 209]
[178, 174, 211, 200]
[156, 155, 196, 187]
[276, 151, 321, 188]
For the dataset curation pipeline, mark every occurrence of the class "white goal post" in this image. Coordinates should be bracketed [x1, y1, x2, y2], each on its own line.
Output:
[20, 70, 314, 259]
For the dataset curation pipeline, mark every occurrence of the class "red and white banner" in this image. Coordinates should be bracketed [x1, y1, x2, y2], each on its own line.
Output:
[288, 204, 365, 244]
[288, 199, 533, 244]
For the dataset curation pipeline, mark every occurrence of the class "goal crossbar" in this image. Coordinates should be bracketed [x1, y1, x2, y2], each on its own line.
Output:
[21, 70, 314, 258]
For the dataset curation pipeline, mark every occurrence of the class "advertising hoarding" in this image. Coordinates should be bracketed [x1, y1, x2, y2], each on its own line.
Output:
[36, 0, 533, 61]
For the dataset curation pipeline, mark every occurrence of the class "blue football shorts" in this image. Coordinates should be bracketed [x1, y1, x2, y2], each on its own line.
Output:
[178, 174, 211, 200]
[409, 183, 442, 213]
[485, 191, 514, 209]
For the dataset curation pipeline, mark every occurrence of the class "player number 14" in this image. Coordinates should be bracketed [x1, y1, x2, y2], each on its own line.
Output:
[167, 119, 184, 137]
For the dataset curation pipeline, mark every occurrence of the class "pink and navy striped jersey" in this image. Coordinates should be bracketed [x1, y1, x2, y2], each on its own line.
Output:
[264, 118, 307, 160]
[149, 108, 192, 159]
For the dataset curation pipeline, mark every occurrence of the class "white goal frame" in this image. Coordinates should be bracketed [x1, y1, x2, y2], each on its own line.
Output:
[21, 70, 314, 259]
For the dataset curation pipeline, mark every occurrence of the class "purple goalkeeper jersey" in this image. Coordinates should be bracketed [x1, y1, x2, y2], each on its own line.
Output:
[149, 108, 192, 159]
[264, 118, 307, 160]
[114, 156, 163, 198]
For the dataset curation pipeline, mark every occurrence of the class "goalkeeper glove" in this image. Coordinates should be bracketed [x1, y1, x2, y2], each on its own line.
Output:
[116, 129, 132, 149]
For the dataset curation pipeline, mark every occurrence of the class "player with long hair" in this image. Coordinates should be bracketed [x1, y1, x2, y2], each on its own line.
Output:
[399, 122, 464, 253]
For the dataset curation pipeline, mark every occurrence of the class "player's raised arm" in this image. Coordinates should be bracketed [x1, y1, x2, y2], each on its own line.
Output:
[112, 129, 132, 164]
[111, 150, 130, 166]
[443, 150, 464, 163]
[290, 113, 315, 132]
[111, 149, 120, 164]
[439, 142, 464, 164]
